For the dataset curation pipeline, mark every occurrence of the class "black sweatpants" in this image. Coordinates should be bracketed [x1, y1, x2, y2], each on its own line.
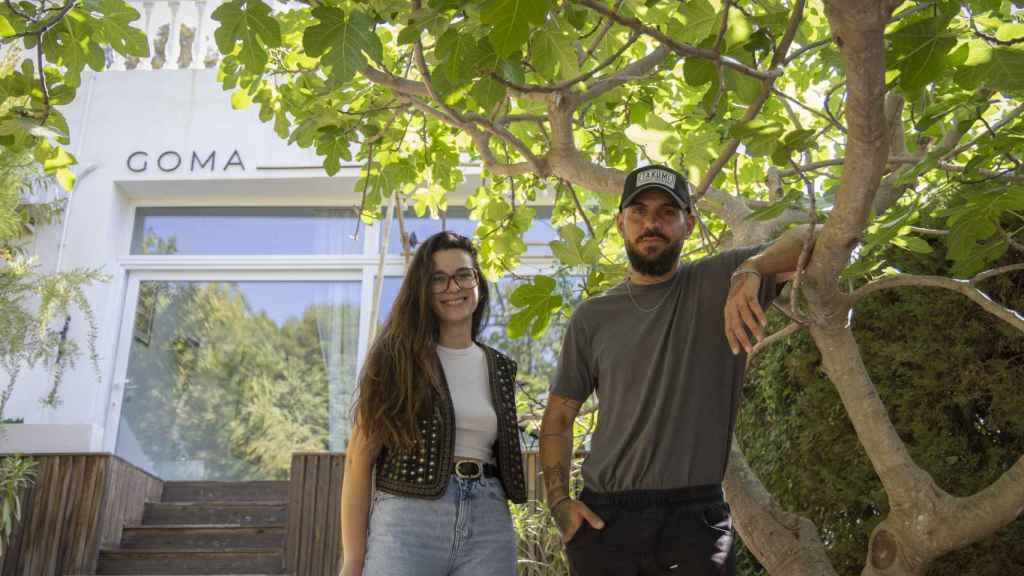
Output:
[564, 484, 735, 576]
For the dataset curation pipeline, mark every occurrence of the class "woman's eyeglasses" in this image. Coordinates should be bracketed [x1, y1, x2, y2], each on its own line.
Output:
[430, 268, 479, 293]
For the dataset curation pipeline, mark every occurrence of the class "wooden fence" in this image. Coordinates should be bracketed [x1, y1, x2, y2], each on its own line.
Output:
[0, 453, 162, 576]
[1, 451, 551, 575]
[285, 453, 344, 576]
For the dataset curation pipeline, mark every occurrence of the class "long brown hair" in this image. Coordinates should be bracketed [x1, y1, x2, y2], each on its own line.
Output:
[353, 231, 490, 451]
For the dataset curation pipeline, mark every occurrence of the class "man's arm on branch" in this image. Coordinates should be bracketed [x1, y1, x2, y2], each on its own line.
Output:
[742, 224, 821, 282]
[725, 224, 821, 354]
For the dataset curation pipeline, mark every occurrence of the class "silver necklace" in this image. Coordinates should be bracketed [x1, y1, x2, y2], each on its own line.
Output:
[625, 270, 678, 313]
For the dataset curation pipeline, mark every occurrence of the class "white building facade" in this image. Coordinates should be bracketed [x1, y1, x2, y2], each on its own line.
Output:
[5, 3, 564, 481]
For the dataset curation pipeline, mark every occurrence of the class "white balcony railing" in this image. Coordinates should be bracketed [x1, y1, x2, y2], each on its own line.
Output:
[107, 0, 224, 71]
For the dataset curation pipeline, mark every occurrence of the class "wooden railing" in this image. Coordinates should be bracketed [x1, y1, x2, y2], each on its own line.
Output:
[0, 454, 162, 576]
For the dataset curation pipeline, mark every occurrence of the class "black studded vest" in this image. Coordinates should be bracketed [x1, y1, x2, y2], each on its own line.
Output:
[373, 344, 527, 503]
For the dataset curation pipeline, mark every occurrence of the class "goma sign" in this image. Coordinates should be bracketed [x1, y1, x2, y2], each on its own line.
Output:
[127, 150, 246, 173]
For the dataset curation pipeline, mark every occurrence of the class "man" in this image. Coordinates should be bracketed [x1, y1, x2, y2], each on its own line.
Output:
[540, 164, 811, 575]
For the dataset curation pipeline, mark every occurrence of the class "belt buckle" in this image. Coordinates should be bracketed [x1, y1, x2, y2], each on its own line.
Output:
[455, 460, 482, 480]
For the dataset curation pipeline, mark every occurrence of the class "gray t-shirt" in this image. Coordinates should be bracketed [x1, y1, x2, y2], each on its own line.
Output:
[551, 246, 775, 492]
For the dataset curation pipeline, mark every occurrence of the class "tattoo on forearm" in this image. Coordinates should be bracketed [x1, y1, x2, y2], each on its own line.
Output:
[542, 464, 569, 495]
[556, 396, 582, 410]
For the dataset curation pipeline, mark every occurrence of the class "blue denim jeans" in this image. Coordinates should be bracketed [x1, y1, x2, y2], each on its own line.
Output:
[362, 475, 516, 576]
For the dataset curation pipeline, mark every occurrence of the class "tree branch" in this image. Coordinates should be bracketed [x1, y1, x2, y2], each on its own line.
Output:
[724, 442, 839, 576]
[847, 265, 1024, 334]
[885, 91, 907, 158]
[813, 324, 933, 505]
[776, 1, 931, 67]
[571, 0, 779, 81]
[772, 86, 846, 133]
[747, 321, 802, 363]
[413, 38, 466, 123]
[956, 165, 1024, 182]
[868, 91, 915, 216]
[465, 112, 547, 175]
[783, 37, 831, 65]
[780, 155, 921, 176]
[549, 148, 624, 195]
[795, 10, 934, 565]
[935, 455, 1024, 555]
[362, 66, 430, 98]
[779, 154, 1024, 185]
[498, 114, 548, 125]
[946, 102, 1024, 159]
[836, 263, 1024, 566]
[971, 262, 1024, 285]
[968, 6, 1024, 46]
[352, 141, 376, 237]
[998, 222, 1024, 253]
[702, 186, 810, 247]
[4, 0, 33, 22]
[403, 39, 546, 176]
[908, 226, 949, 237]
[396, 95, 537, 177]
[572, 44, 671, 104]
[706, 0, 731, 119]
[823, 81, 847, 134]
[490, 32, 639, 95]
[788, 159, 818, 322]
[1, 0, 73, 41]
[562, 179, 596, 237]
[692, 0, 806, 201]
[36, 43, 50, 124]
[379, 76, 627, 197]
[802, 0, 902, 321]
[578, 0, 623, 66]
[4, 0, 75, 124]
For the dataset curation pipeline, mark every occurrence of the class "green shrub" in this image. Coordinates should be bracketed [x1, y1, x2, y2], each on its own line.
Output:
[737, 241, 1024, 575]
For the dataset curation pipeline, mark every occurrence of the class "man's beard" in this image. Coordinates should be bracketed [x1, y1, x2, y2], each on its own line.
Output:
[625, 232, 683, 277]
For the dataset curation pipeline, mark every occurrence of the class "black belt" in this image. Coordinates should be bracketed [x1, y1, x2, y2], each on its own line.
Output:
[453, 460, 498, 479]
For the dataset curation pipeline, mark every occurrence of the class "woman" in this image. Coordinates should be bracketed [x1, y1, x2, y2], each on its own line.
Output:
[340, 231, 527, 576]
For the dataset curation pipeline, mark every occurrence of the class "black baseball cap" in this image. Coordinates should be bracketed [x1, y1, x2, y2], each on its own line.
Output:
[619, 165, 691, 212]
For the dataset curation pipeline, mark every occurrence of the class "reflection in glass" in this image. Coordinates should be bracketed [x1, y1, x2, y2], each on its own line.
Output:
[378, 277, 402, 325]
[384, 207, 557, 255]
[131, 207, 362, 255]
[116, 280, 361, 480]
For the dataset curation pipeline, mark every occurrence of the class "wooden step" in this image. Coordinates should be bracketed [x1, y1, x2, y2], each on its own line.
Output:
[96, 549, 284, 574]
[142, 502, 287, 526]
[161, 482, 290, 503]
[120, 525, 285, 549]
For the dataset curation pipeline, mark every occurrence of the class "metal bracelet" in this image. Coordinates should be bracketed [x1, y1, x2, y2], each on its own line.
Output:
[730, 267, 762, 284]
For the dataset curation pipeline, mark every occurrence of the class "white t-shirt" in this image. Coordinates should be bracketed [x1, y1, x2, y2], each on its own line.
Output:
[436, 344, 497, 463]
